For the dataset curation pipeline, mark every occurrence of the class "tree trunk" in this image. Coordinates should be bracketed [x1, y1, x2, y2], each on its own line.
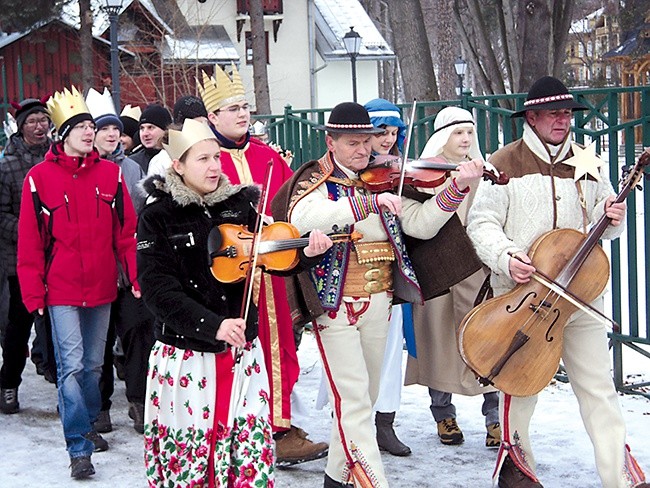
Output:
[422, 0, 458, 100]
[388, 0, 438, 102]
[79, 0, 93, 93]
[248, 0, 271, 115]
[453, 0, 576, 96]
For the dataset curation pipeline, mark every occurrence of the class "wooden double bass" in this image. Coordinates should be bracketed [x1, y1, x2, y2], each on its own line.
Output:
[458, 149, 650, 397]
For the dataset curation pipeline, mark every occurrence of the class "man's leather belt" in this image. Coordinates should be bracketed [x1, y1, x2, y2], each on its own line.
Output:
[342, 241, 394, 297]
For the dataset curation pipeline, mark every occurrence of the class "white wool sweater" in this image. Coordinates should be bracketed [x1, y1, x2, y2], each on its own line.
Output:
[466, 137, 624, 296]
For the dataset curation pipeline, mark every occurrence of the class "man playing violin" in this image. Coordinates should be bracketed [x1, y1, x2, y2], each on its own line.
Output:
[272, 102, 483, 488]
[466, 76, 648, 488]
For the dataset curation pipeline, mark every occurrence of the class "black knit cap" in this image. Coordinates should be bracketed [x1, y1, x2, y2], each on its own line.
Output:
[173, 95, 208, 124]
[315, 102, 384, 134]
[511, 76, 588, 118]
[59, 113, 94, 141]
[13, 97, 49, 132]
[120, 115, 139, 139]
[140, 104, 172, 130]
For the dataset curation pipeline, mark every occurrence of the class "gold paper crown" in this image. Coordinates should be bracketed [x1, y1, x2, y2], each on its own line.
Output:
[46, 86, 91, 133]
[120, 104, 142, 121]
[197, 63, 246, 113]
[163, 118, 217, 160]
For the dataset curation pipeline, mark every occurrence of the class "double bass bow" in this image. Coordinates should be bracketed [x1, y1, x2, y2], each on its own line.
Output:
[458, 149, 650, 397]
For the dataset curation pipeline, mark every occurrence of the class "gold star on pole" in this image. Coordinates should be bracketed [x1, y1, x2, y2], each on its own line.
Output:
[563, 141, 603, 182]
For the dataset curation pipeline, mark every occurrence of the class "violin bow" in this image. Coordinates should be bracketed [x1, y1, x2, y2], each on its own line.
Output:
[508, 252, 620, 332]
[397, 99, 417, 197]
[240, 159, 274, 324]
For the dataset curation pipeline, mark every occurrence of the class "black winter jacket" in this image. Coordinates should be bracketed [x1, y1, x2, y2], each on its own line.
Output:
[137, 171, 321, 354]
[137, 172, 260, 353]
[0, 134, 50, 275]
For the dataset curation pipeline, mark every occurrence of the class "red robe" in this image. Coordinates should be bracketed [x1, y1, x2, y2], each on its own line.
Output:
[219, 136, 298, 431]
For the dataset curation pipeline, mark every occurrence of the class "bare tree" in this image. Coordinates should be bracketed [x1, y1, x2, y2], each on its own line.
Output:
[421, 0, 458, 100]
[452, 0, 576, 96]
[79, 0, 93, 93]
[248, 0, 271, 114]
[388, 0, 438, 102]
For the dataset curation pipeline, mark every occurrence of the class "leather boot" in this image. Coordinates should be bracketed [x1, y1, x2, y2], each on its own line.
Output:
[375, 411, 411, 456]
[275, 425, 328, 467]
[324, 473, 353, 488]
[498, 456, 543, 488]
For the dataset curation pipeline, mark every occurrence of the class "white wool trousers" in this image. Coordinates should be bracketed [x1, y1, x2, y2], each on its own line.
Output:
[498, 299, 643, 488]
[314, 292, 393, 488]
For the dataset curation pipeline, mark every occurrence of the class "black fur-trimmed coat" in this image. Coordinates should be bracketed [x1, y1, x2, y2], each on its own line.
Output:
[137, 171, 261, 353]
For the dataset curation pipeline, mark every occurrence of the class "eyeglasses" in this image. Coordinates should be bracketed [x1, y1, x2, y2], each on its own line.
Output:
[71, 122, 96, 132]
[219, 103, 250, 114]
[23, 117, 50, 127]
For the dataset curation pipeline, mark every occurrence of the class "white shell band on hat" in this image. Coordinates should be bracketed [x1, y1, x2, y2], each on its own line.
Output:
[523, 93, 574, 107]
[326, 122, 375, 129]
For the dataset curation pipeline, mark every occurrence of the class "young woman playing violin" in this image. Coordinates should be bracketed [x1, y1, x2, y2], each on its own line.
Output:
[136, 118, 332, 487]
[404, 106, 500, 448]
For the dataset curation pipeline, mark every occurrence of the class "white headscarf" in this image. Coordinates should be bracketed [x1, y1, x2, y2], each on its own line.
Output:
[420, 106, 484, 162]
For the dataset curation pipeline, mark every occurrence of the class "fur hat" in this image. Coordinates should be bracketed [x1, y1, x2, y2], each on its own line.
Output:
[11, 97, 49, 133]
[140, 104, 172, 130]
[511, 76, 587, 118]
[315, 102, 384, 134]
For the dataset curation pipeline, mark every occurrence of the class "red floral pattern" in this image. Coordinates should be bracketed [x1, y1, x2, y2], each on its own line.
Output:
[144, 340, 275, 487]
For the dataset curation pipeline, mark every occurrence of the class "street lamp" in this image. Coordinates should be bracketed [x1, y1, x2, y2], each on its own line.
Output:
[343, 26, 362, 103]
[454, 56, 468, 99]
[102, 0, 123, 110]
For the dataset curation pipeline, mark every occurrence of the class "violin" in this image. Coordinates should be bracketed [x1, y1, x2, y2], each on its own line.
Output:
[358, 154, 509, 193]
[208, 222, 361, 283]
[457, 149, 650, 397]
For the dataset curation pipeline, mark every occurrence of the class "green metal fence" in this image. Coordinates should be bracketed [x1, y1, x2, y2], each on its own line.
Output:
[255, 85, 650, 398]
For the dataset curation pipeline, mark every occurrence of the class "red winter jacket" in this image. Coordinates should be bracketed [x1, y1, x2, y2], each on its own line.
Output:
[17, 142, 138, 313]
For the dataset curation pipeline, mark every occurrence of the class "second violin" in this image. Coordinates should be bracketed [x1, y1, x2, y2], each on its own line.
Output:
[358, 154, 509, 193]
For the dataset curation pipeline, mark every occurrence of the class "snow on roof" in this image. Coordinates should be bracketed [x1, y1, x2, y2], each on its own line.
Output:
[570, 7, 605, 34]
[162, 26, 238, 64]
[61, 0, 173, 38]
[314, 0, 394, 61]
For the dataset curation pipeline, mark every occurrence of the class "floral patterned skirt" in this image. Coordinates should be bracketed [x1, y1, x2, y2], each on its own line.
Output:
[144, 339, 275, 487]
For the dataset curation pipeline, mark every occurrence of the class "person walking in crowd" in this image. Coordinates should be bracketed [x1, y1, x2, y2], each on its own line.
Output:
[404, 106, 500, 448]
[137, 118, 332, 486]
[0, 96, 56, 413]
[272, 102, 484, 488]
[199, 64, 329, 466]
[364, 98, 411, 457]
[119, 104, 141, 155]
[17, 86, 139, 480]
[146, 94, 209, 177]
[85, 88, 149, 434]
[466, 76, 649, 488]
[130, 103, 171, 173]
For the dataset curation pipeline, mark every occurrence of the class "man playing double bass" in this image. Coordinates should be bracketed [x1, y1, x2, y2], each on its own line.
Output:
[466, 76, 648, 488]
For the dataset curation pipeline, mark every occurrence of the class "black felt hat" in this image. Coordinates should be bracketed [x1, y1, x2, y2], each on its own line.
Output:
[511, 76, 588, 118]
[315, 102, 384, 134]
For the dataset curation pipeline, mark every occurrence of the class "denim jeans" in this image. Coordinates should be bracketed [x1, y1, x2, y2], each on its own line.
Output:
[429, 388, 500, 426]
[49, 304, 111, 458]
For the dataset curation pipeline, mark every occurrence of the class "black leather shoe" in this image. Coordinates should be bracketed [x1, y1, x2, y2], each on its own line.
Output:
[70, 456, 95, 479]
[498, 456, 543, 488]
[324, 474, 353, 488]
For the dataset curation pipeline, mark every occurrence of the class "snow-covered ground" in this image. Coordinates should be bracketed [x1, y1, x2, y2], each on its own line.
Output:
[0, 331, 648, 487]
